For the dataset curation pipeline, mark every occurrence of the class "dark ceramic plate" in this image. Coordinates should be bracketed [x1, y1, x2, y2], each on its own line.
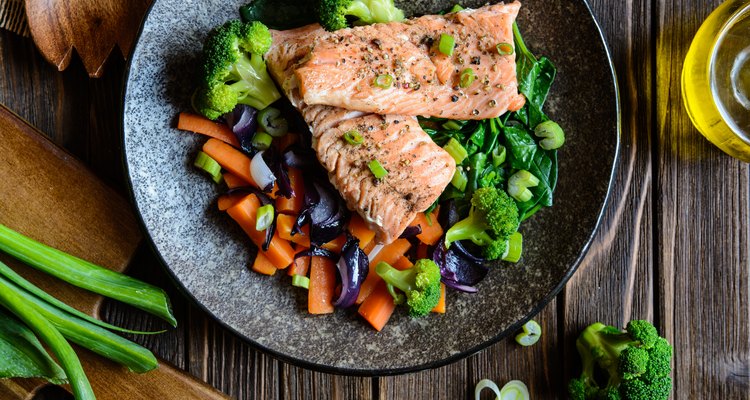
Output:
[123, 0, 619, 375]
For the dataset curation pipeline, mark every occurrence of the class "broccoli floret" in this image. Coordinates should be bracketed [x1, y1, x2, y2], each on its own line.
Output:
[317, 0, 405, 31]
[444, 187, 519, 260]
[568, 320, 673, 400]
[195, 20, 280, 120]
[375, 259, 441, 317]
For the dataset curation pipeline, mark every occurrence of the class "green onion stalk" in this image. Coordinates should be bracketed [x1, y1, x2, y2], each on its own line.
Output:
[0, 224, 176, 328]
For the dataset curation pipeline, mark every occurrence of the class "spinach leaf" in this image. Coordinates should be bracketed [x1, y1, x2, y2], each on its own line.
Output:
[516, 57, 556, 128]
[516, 149, 557, 220]
[0, 309, 67, 384]
[503, 125, 537, 170]
[240, 0, 317, 29]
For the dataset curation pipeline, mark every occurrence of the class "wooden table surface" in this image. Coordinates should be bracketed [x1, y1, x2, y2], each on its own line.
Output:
[1, 0, 748, 398]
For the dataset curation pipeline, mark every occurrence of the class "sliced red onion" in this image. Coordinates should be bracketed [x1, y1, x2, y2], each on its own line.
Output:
[333, 234, 369, 308]
[282, 146, 316, 169]
[250, 151, 276, 192]
[368, 244, 385, 263]
[263, 147, 293, 198]
[433, 239, 488, 292]
[294, 247, 337, 260]
[223, 105, 258, 153]
[399, 225, 423, 239]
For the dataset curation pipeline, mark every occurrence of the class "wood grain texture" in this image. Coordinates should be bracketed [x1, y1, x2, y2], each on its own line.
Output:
[2, 0, 749, 398]
[655, 0, 750, 396]
[24, 0, 151, 77]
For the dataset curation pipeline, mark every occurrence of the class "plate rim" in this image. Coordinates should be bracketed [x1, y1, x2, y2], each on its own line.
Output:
[120, 0, 622, 376]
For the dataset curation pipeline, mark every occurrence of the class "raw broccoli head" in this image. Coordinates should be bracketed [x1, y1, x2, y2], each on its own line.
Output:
[317, 0, 405, 31]
[444, 187, 520, 260]
[195, 20, 280, 119]
[568, 320, 673, 400]
[375, 259, 441, 317]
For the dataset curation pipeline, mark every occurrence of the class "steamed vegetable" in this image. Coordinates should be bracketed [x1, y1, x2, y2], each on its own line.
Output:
[332, 234, 369, 308]
[195, 20, 280, 119]
[444, 187, 520, 260]
[375, 259, 441, 317]
[568, 320, 673, 400]
[317, 0, 405, 31]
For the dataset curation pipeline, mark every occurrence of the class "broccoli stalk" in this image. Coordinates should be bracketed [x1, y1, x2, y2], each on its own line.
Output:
[195, 20, 281, 120]
[568, 320, 673, 400]
[375, 260, 441, 317]
[317, 0, 405, 31]
[444, 187, 520, 260]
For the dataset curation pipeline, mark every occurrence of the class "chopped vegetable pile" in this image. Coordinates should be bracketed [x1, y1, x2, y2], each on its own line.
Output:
[178, 2, 564, 331]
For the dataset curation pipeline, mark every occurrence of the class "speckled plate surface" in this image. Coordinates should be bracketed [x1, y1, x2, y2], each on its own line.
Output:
[123, 0, 619, 375]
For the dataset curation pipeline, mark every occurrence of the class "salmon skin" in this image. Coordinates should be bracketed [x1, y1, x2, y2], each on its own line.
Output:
[292, 2, 526, 120]
[267, 26, 456, 243]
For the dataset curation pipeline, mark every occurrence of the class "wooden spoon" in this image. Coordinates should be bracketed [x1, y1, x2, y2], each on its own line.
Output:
[24, 0, 151, 77]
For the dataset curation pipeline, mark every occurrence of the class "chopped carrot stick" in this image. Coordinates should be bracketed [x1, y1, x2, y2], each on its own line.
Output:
[321, 234, 346, 253]
[393, 256, 414, 271]
[356, 239, 411, 304]
[275, 168, 304, 214]
[217, 192, 246, 211]
[177, 112, 240, 147]
[203, 138, 258, 189]
[223, 172, 252, 189]
[308, 256, 336, 314]
[431, 283, 446, 314]
[251, 252, 277, 276]
[410, 211, 444, 246]
[358, 281, 395, 331]
[277, 214, 310, 247]
[348, 214, 376, 249]
[287, 256, 310, 277]
[226, 194, 295, 269]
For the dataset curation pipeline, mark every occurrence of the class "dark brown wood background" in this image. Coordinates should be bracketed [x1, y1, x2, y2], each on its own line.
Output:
[2, 0, 748, 398]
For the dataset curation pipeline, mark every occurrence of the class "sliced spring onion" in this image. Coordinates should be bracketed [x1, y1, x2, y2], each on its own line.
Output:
[0, 277, 95, 400]
[502, 232, 523, 263]
[344, 130, 364, 145]
[0, 224, 176, 327]
[459, 68, 476, 88]
[507, 170, 539, 202]
[0, 274, 158, 373]
[374, 74, 394, 89]
[491, 145, 507, 167]
[438, 33, 455, 56]
[496, 42, 514, 55]
[499, 380, 530, 400]
[449, 3, 464, 12]
[193, 151, 222, 184]
[443, 137, 469, 164]
[368, 159, 388, 179]
[475, 379, 530, 400]
[0, 261, 163, 335]
[451, 167, 468, 191]
[250, 150, 276, 191]
[257, 107, 289, 137]
[251, 131, 274, 150]
[442, 120, 463, 131]
[255, 204, 275, 231]
[0, 308, 66, 383]
[515, 319, 541, 346]
[534, 120, 565, 150]
[291, 275, 310, 289]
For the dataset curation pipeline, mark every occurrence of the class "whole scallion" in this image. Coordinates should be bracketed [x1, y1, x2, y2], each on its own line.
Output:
[0, 223, 177, 327]
[0, 278, 95, 400]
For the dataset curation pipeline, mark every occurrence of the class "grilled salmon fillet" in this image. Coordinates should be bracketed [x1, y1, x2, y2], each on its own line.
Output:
[293, 2, 526, 120]
[267, 27, 456, 243]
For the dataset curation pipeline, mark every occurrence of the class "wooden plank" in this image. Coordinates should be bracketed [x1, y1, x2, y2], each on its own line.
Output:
[655, 0, 750, 397]
[561, 0, 656, 392]
[282, 365, 373, 400]
[186, 307, 281, 399]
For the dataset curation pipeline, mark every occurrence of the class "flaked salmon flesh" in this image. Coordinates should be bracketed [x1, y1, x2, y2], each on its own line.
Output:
[267, 26, 456, 243]
[293, 2, 526, 120]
